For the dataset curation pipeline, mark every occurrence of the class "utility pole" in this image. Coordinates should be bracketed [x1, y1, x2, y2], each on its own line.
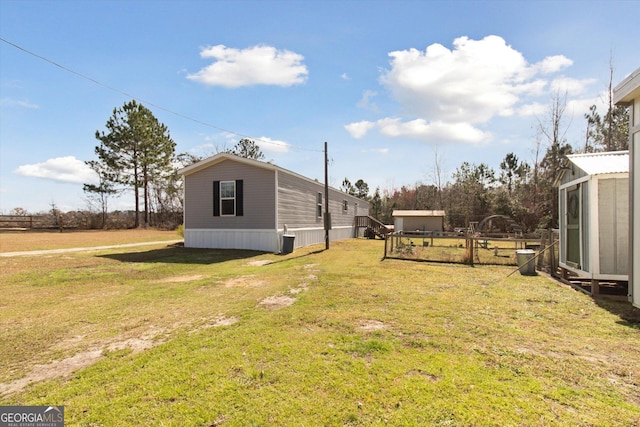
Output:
[324, 141, 330, 250]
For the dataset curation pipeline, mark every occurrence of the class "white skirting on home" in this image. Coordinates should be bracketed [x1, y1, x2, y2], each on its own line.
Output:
[184, 226, 356, 253]
[185, 229, 279, 252]
[283, 225, 353, 249]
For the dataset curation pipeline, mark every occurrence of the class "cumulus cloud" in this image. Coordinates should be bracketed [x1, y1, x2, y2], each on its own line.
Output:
[187, 44, 308, 88]
[535, 55, 573, 74]
[346, 35, 586, 145]
[380, 35, 543, 123]
[345, 121, 376, 139]
[15, 156, 97, 184]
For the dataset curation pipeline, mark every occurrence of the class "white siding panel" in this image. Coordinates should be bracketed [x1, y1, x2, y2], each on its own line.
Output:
[281, 225, 356, 249]
[185, 229, 279, 252]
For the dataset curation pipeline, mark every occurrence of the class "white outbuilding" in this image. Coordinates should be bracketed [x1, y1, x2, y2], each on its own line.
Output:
[557, 151, 629, 293]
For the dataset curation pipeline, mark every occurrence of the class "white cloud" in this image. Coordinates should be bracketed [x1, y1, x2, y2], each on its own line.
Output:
[255, 137, 290, 153]
[376, 118, 491, 144]
[341, 73, 350, 80]
[187, 44, 308, 88]
[345, 117, 491, 144]
[346, 35, 581, 145]
[1, 97, 39, 109]
[345, 120, 376, 139]
[550, 76, 596, 96]
[535, 55, 573, 74]
[15, 156, 97, 184]
[516, 102, 547, 117]
[379, 35, 536, 123]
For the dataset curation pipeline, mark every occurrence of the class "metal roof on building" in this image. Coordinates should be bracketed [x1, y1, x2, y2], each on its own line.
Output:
[392, 210, 446, 217]
[567, 151, 629, 175]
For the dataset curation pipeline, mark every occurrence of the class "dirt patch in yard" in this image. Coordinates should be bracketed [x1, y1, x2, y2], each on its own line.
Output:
[223, 275, 266, 288]
[190, 316, 239, 333]
[0, 331, 164, 397]
[258, 295, 297, 310]
[159, 274, 206, 283]
[359, 320, 387, 331]
[0, 315, 239, 397]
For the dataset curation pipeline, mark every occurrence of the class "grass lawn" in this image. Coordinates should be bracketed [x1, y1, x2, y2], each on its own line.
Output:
[1, 234, 639, 426]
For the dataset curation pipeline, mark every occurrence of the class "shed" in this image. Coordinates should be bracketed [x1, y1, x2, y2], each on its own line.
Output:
[557, 151, 629, 286]
[613, 66, 640, 308]
[392, 210, 445, 233]
[179, 153, 370, 253]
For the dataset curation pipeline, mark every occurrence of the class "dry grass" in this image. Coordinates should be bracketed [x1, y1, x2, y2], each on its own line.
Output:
[0, 229, 180, 252]
[1, 233, 639, 425]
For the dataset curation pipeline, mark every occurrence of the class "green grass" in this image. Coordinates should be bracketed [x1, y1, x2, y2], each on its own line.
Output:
[1, 239, 639, 426]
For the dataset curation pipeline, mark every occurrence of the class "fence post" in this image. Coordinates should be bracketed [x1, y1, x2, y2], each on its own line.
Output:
[383, 235, 387, 260]
[466, 237, 474, 266]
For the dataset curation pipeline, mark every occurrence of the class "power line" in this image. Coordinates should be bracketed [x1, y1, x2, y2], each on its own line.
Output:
[0, 37, 322, 153]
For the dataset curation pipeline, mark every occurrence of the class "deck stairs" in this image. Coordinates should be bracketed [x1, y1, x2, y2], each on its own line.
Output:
[355, 215, 392, 239]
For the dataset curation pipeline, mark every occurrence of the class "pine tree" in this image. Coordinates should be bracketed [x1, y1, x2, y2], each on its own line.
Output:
[93, 100, 176, 228]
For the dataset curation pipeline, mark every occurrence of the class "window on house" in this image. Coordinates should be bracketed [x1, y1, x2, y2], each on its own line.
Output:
[343, 200, 348, 212]
[317, 192, 323, 218]
[213, 180, 243, 217]
[220, 181, 236, 215]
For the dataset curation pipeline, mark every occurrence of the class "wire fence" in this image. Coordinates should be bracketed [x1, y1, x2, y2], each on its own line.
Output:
[382, 230, 558, 270]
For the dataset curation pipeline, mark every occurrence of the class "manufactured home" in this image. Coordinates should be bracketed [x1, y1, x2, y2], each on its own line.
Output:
[179, 153, 370, 253]
[613, 66, 640, 308]
[557, 151, 629, 291]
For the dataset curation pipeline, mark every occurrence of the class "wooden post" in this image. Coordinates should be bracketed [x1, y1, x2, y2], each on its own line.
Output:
[383, 235, 388, 259]
[537, 230, 547, 270]
[468, 237, 474, 266]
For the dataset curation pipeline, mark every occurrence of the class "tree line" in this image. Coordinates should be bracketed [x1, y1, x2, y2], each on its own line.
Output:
[346, 91, 629, 234]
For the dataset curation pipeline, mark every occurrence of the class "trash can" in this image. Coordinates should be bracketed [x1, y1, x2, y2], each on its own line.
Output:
[282, 234, 295, 254]
[516, 249, 536, 275]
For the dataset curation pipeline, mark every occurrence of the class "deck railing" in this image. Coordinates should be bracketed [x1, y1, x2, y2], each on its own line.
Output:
[355, 215, 392, 239]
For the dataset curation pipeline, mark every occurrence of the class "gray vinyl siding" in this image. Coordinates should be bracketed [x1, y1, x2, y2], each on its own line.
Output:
[277, 171, 369, 229]
[184, 159, 276, 229]
[277, 172, 324, 228]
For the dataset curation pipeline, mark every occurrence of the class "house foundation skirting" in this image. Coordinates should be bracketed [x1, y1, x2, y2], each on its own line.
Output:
[282, 225, 354, 249]
[184, 226, 356, 253]
[185, 229, 279, 252]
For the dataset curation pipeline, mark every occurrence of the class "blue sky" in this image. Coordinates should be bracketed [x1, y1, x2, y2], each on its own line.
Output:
[1, 0, 639, 213]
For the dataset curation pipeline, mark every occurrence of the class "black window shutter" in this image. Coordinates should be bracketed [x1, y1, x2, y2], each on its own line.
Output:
[236, 179, 243, 216]
[213, 181, 220, 216]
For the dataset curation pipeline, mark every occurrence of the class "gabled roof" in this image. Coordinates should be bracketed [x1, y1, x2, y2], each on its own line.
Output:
[179, 152, 279, 176]
[392, 210, 446, 217]
[567, 151, 629, 176]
